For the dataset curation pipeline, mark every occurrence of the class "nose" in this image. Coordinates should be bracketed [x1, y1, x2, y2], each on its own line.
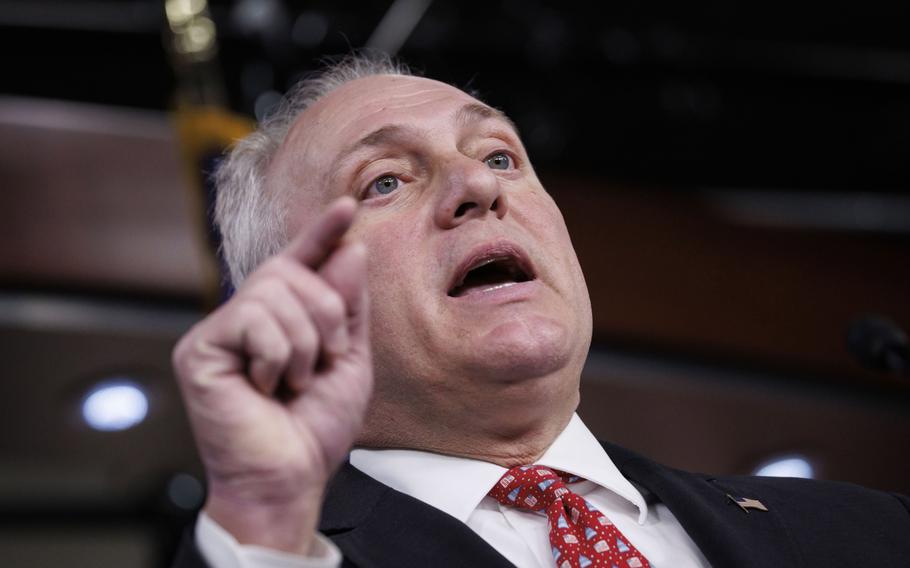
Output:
[434, 156, 509, 229]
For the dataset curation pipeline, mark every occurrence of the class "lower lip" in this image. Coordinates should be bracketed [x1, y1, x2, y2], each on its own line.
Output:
[447, 280, 539, 304]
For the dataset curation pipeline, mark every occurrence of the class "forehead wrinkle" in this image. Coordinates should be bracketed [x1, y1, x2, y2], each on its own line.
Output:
[334, 124, 422, 168]
[378, 85, 464, 105]
[328, 102, 521, 183]
[323, 123, 425, 190]
[272, 78, 473, 206]
[358, 124, 412, 148]
[308, 81, 521, 191]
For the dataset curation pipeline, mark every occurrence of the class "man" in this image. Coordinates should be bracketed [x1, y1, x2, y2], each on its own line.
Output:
[172, 54, 910, 568]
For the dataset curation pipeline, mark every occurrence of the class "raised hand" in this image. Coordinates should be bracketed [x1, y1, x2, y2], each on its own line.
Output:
[172, 197, 372, 554]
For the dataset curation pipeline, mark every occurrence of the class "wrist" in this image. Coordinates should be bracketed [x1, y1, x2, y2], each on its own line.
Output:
[204, 484, 325, 555]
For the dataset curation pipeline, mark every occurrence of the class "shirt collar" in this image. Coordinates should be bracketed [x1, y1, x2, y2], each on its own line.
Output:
[349, 444, 504, 524]
[349, 413, 648, 526]
[536, 413, 648, 524]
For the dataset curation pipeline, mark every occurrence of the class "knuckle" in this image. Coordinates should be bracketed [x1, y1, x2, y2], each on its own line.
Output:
[271, 254, 298, 272]
[171, 338, 214, 392]
[258, 255, 299, 280]
[316, 292, 345, 321]
[171, 323, 207, 376]
[291, 324, 318, 354]
[267, 337, 293, 363]
[245, 278, 285, 304]
[233, 298, 266, 321]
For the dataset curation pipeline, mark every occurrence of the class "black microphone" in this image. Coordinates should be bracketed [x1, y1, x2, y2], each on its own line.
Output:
[847, 315, 909, 376]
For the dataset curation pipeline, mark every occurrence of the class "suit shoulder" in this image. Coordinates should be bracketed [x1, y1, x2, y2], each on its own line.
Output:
[676, 470, 910, 565]
[706, 472, 910, 522]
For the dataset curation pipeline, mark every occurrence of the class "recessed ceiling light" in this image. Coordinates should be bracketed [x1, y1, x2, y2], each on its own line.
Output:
[81, 379, 149, 432]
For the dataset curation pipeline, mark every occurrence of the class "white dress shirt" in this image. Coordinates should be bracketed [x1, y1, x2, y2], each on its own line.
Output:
[196, 512, 341, 568]
[197, 414, 710, 567]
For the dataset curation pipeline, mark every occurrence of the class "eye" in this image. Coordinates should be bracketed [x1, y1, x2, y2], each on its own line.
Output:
[484, 152, 512, 170]
[369, 175, 400, 196]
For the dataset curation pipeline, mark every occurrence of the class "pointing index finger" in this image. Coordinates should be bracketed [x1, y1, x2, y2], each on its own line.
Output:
[284, 197, 358, 268]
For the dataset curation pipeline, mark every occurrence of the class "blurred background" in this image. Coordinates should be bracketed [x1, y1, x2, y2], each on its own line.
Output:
[1, 0, 909, 566]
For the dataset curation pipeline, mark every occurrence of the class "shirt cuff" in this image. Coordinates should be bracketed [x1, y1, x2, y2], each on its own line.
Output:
[195, 511, 342, 568]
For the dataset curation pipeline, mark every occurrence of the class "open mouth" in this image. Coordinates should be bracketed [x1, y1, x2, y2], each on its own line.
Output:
[448, 250, 535, 297]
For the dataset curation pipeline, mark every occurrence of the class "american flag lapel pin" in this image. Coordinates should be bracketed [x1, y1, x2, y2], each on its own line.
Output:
[726, 493, 769, 514]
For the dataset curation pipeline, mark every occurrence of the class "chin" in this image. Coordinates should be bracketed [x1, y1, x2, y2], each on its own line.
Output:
[465, 314, 577, 381]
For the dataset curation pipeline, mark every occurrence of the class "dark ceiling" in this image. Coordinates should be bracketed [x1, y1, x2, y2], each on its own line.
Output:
[3, 0, 910, 190]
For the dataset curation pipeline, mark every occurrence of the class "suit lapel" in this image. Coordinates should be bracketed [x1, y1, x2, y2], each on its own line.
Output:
[320, 463, 514, 568]
[602, 441, 800, 568]
[321, 444, 804, 567]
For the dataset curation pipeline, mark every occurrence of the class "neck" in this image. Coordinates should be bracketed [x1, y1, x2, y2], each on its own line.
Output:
[357, 384, 579, 467]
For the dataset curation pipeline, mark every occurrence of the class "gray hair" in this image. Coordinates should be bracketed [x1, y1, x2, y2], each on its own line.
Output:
[213, 52, 411, 286]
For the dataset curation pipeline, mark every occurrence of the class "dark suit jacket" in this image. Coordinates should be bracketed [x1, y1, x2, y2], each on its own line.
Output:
[173, 442, 910, 567]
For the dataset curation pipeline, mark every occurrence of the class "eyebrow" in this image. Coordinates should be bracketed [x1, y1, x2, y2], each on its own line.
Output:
[455, 102, 520, 135]
[334, 102, 521, 167]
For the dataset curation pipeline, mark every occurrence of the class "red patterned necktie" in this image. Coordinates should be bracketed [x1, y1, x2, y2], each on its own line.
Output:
[489, 465, 651, 568]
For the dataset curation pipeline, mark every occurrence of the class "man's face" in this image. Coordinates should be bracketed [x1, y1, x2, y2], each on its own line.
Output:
[269, 75, 592, 434]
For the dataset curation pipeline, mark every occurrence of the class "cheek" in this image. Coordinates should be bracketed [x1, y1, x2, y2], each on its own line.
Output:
[355, 216, 427, 335]
[521, 192, 591, 313]
[356, 216, 447, 385]
[362, 227, 407, 305]
[512, 186, 561, 225]
[518, 192, 577, 264]
[352, 194, 437, 273]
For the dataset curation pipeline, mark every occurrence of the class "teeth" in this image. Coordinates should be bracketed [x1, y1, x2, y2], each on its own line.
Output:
[482, 281, 518, 292]
[470, 257, 499, 271]
[455, 257, 505, 290]
[449, 251, 535, 298]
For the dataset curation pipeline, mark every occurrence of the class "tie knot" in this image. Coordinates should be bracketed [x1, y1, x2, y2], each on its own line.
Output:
[488, 466, 652, 568]
[488, 465, 582, 511]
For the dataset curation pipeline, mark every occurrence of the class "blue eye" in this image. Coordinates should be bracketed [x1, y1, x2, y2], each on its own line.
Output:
[485, 152, 512, 170]
[372, 175, 399, 195]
